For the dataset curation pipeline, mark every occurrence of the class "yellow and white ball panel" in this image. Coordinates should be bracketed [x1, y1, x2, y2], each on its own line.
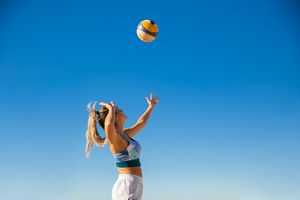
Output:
[136, 29, 156, 42]
[140, 20, 158, 33]
[136, 20, 158, 42]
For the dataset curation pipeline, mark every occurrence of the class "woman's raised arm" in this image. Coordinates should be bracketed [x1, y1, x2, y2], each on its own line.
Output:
[124, 93, 159, 138]
[100, 102, 117, 142]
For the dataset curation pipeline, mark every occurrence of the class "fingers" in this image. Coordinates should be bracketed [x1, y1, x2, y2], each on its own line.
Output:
[150, 93, 159, 100]
[87, 101, 94, 110]
[146, 93, 160, 104]
[148, 93, 154, 100]
[110, 101, 115, 107]
[99, 102, 106, 106]
[99, 101, 117, 112]
[99, 102, 110, 108]
[92, 101, 98, 110]
[87, 101, 99, 111]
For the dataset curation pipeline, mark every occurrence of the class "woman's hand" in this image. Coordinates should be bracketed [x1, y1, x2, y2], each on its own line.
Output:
[145, 93, 159, 108]
[99, 101, 116, 112]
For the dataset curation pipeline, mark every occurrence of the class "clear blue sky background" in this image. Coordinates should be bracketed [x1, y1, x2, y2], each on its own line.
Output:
[0, 0, 299, 199]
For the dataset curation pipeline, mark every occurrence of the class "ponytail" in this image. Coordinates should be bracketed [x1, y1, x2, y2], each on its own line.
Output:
[85, 103, 107, 158]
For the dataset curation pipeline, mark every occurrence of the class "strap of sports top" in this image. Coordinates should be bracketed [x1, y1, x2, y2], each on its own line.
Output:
[116, 131, 130, 142]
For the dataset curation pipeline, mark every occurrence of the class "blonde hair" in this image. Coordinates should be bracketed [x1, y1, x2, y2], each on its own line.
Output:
[85, 107, 107, 158]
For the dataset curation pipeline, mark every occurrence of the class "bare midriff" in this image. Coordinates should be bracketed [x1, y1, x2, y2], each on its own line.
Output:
[117, 166, 142, 177]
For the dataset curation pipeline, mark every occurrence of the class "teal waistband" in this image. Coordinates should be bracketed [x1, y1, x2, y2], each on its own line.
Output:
[116, 158, 141, 168]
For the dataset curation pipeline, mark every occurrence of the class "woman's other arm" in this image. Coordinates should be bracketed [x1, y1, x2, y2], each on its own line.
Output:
[100, 102, 117, 142]
[124, 93, 159, 138]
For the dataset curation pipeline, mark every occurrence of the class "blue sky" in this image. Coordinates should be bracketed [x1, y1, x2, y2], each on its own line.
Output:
[0, 0, 299, 199]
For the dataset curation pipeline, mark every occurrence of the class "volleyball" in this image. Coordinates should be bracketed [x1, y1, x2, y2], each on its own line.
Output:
[136, 20, 159, 42]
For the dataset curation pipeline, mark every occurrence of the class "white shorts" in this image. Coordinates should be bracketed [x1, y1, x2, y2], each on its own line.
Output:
[112, 174, 143, 200]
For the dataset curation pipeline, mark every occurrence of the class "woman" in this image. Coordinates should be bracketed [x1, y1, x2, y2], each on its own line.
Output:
[85, 93, 159, 200]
